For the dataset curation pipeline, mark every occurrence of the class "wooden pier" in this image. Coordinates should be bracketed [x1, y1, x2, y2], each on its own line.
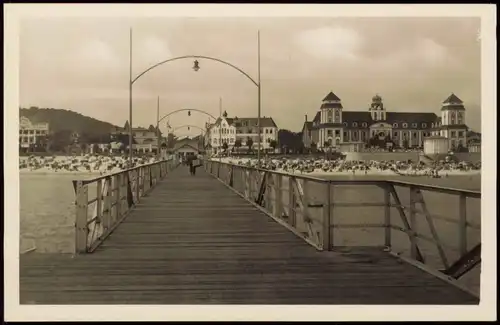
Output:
[20, 160, 481, 304]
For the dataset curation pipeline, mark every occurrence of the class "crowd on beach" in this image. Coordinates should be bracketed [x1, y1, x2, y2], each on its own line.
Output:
[19, 154, 162, 175]
[219, 156, 481, 178]
[19, 151, 480, 178]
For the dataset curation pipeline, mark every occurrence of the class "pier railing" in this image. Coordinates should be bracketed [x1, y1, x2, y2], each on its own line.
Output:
[205, 160, 481, 288]
[72, 158, 177, 254]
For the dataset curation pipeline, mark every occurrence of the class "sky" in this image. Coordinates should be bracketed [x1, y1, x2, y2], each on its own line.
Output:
[19, 16, 482, 135]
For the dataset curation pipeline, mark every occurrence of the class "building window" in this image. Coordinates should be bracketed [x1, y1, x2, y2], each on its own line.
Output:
[343, 122, 348, 127]
[343, 131, 347, 138]
[422, 123, 427, 128]
[362, 122, 367, 128]
[335, 110, 340, 122]
[451, 131, 456, 137]
[402, 123, 408, 128]
[327, 110, 333, 123]
[413, 132, 417, 137]
[352, 122, 358, 127]
[335, 130, 340, 136]
[327, 130, 333, 136]
[412, 123, 417, 128]
[393, 131, 398, 137]
[269, 129, 272, 134]
[458, 131, 464, 137]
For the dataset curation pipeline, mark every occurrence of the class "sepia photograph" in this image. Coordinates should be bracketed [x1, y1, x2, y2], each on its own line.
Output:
[5, 3, 496, 322]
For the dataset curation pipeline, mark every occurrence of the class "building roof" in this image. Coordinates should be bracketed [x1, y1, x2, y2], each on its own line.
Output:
[385, 112, 439, 125]
[312, 111, 321, 123]
[322, 92, 341, 102]
[310, 110, 439, 129]
[302, 121, 313, 132]
[443, 93, 463, 104]
[320, 103, 343, 109]
[173, 143, 199, 152]
[221, 117, 278, 128]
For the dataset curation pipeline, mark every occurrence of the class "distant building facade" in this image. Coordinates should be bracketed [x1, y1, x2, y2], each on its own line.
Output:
[19, 116, 50, 149]
[111, 121, 163, 153]
[172, 137, 204, 159]
[206, 111, 279, 153]
[302, 92, 470, 151]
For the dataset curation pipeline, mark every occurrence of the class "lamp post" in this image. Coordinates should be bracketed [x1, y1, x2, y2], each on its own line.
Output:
[128, 29, 261, 167]
[219, 97, 222, 163]
[156, 96, 161, 160]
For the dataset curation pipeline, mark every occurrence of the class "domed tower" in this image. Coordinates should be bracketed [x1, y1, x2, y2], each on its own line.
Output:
[441, 93, 467, 148]
[320, 91, 343, 124]
[369, 94, 386, 121]
[441, 93, 465, 126]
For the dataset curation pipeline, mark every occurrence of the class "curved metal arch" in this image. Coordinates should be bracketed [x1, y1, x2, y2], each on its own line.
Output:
[132, 55, 258, 87]
[171, 124, 206, 133]
[158, 108, 218, 124]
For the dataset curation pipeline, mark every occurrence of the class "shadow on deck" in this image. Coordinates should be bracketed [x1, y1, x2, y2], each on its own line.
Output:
[20, 165, 479, 305]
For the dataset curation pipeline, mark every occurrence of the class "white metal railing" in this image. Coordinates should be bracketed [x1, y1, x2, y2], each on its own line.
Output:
[205, 160, 481, 286]
[73, 157, 178, 253]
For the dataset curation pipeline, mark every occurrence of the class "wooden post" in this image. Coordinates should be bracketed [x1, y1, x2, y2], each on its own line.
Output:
[114, 174, 121, 223]
[288, 176, 296, 227]
[303, 179, 309, 223]
[96, 179, 103, 226]
[409, 186, 418, 259]
[384, 185, 392, 248]
[135, 168, 140, 202]
[322, 182, 332, 251]
[75, 180, 89, 254]
[102, 177, 111, 232]
[458, 193, 468, 255]
[274, 174, 282, 219]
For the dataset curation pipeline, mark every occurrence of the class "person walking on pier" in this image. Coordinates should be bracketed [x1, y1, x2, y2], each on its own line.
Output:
[187, 155, 195, 175]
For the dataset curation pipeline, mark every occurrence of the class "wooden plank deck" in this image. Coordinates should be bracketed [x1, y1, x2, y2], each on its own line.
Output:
[20, 165, 479, 305]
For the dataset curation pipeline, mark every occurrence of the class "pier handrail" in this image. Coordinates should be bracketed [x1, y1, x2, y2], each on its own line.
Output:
[72, 157, 178, 253]
[205, 160, 481, 284]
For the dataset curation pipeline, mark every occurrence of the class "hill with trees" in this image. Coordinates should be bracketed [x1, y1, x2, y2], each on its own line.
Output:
[20, 106, 117, 136]
[20, 106, 118, 152]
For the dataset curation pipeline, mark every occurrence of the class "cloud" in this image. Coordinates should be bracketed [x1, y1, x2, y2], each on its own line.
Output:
[294, 26, 363, 61]
[367, 37, 457, 76]
[69, 38, 122, 71]
[136, 36, 172, 67]
[415, 38, 448, 65]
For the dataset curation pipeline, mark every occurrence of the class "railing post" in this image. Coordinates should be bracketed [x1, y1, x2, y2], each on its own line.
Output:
[384, 184, 392, 248]
[102, 177, 111, 232]
[303, 179, 310, 222]
[96, 179, 103, 225]
[274, 174, 282, 219]
[114, 174, 120, 223]
[288, 176, 296, 227]
[409, 186, 418, 259]
[322, 182, 332, 251]
[75, 180, 89, 254]
[244, 170, 250, 199]
[458, 193, 468, 255]
[135, 168, 141, 202]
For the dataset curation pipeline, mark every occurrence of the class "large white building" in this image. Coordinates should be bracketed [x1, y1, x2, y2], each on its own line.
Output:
[205, 111, 279, 153]
[302, 92, 470, 151]
[19, 116, 50, 150]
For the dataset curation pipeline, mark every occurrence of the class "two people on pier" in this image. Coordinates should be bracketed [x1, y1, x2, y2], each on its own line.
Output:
[187, 154, 203, 176]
